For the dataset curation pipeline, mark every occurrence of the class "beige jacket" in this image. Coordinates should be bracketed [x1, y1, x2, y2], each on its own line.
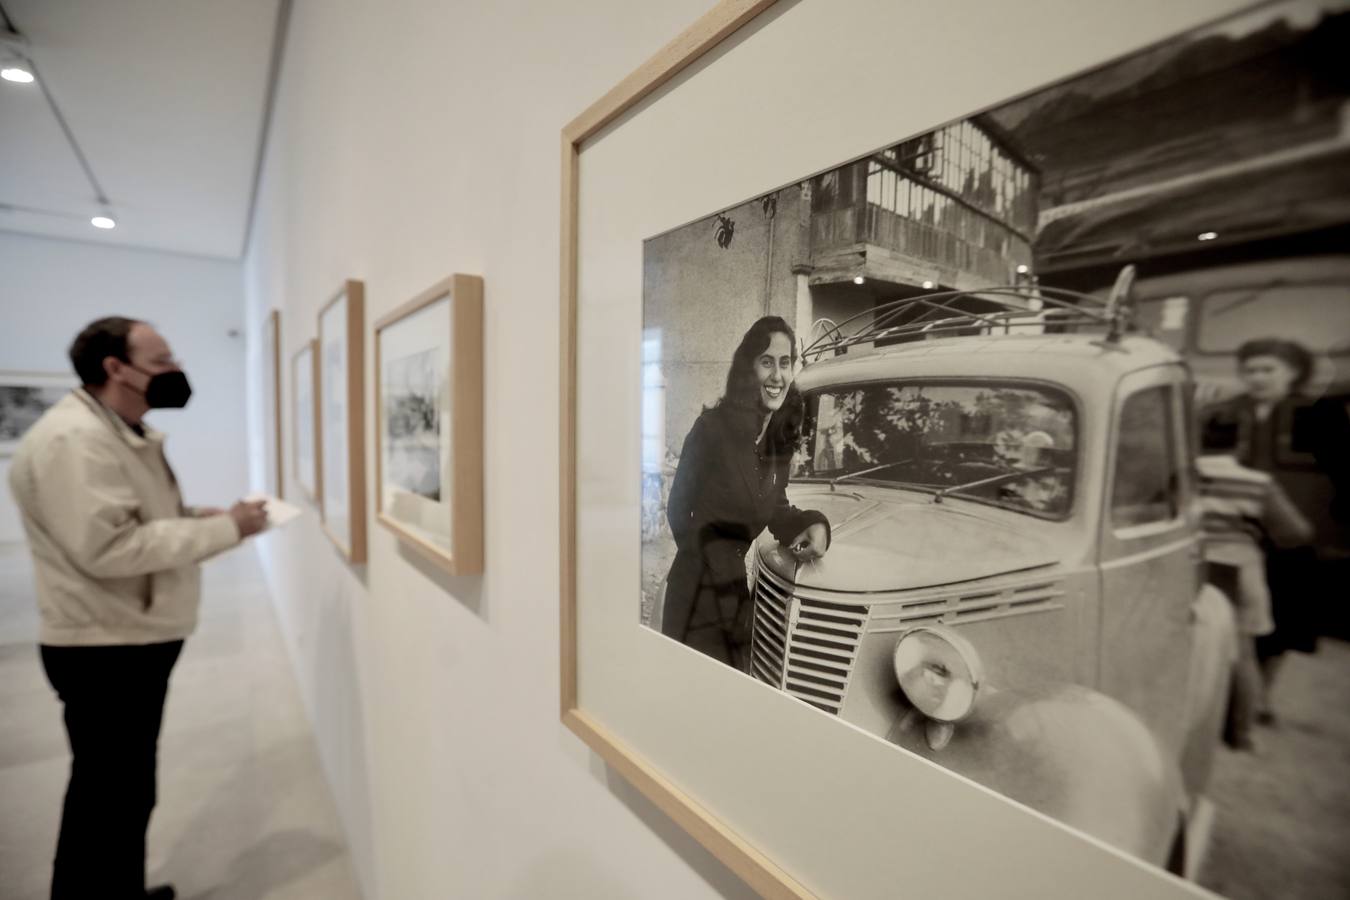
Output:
[7, 389, 240, 646]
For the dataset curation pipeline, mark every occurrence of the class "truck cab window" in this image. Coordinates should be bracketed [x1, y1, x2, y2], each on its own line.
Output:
[1112, 386, 1179, 527]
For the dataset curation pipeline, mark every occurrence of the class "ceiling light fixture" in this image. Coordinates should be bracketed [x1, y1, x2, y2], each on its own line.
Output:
[4, 23, 119, 231]
[1198, 231, 1218, 241]
[922, 280, 935, 289]
[1016, 264, 1030, 274]
[1, 26, 34, 84]
[853, 276, 865, 285]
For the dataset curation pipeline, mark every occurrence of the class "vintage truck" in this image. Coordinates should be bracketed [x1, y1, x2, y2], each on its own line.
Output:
[749, 275, 1234, 875]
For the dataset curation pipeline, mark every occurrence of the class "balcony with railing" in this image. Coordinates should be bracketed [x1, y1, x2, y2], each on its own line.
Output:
[807, 121, 1038, 289]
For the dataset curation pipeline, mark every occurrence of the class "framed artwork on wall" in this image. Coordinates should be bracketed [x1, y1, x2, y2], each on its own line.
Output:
[262, 309, 284, 498]
[318, 279, 368, 564]
[0, 371, 76, 456]
[292, 339, 321, 504]
[560, 1, 1349, 899]
[373, 274, 484, 576]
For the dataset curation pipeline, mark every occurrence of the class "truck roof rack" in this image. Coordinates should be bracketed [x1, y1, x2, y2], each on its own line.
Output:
[802, 265, 1138, 362]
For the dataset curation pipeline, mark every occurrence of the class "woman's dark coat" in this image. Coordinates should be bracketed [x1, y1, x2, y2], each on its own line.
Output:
[660, 403, 828, 649]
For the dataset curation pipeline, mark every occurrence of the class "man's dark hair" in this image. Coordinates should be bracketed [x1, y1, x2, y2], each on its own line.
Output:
[69, 317, 142, 386]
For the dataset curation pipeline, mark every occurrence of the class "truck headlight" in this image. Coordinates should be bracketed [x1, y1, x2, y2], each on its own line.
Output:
[893, 625, 984, 723]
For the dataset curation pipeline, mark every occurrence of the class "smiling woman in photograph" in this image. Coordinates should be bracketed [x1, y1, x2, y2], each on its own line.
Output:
[660, 315, 831, 668]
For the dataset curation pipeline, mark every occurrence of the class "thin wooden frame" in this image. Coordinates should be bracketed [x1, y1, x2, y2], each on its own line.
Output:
[559, 3, 805, 897]
[291, 339, 322, 505]
[265, 309, 284, 499]
[318, 279, 368, 564]
[373, 274, 484, 576]
[559, 4, 1300, 898]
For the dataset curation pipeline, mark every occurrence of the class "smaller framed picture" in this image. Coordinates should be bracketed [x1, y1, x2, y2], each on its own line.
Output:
[292, 339, 321, 504]
[262, 310, 284, 498]
[374, 274, 483, 575]
[0, 371, 77, 456]
[318, 280, 368, 564]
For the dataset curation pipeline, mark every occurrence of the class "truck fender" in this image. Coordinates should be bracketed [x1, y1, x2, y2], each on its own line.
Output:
[886, 683, 1185, 867]
[1180, 582, 1239, 796]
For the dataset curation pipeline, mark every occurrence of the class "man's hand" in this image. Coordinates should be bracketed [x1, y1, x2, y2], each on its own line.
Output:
[229, 500, 269, 538]
[787, 522, 829, 562]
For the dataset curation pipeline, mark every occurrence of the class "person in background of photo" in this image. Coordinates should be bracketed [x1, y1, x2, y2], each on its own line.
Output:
[661, 316, 831, 669]
[1196, 445, 1311, 751]
[7, 316, 269, 900]
[1200, 337, 1324, 722]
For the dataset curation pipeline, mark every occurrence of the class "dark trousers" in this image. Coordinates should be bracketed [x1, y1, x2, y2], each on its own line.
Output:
[40, 641, 184, 900]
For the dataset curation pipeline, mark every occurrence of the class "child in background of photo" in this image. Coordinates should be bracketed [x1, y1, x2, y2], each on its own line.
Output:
[1197, 450, 1311, 750]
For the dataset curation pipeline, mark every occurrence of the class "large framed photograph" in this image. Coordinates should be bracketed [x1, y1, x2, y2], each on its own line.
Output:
[563, 2, 1349, 898]
[0, 372, 75, 456]
[373, 274, 484, 576]
[319, 280, 368, 564]
[292, 339, 321, 504]
[262, 309, 284, 498]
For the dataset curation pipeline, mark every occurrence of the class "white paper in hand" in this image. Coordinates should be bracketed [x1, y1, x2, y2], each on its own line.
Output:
[244, 492, 302, 529]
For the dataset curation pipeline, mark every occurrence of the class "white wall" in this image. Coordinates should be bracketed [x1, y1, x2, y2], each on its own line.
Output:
[242, 1, 763, 898]
[0, 232, 246, 543]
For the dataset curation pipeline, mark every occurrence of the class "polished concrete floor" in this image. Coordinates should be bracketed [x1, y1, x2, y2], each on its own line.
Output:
[0, 542, 362, 900]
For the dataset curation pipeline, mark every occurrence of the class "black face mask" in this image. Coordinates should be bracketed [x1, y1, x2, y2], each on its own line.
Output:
[129, 365, 193, 409]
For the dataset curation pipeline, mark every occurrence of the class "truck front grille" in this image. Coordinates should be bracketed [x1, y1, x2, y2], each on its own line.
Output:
[751, 564, 869, 714]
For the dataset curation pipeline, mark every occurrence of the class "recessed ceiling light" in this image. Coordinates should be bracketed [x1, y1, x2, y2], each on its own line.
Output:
[853, 276, 865, 285]
[1016, 264, 1030, 274]
[1, 66, 35, 84]
[91, 216, 116, 229]
[1198, 231, 1218, 241]
[922, 280, 935, 289]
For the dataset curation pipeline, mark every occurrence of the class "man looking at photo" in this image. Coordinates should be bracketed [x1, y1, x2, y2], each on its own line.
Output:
[7, 316, 268, 900]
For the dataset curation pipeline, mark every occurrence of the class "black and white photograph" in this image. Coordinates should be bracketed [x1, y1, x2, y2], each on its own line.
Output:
[0, 374, 72, 456]
[261, 309, 282, 498]
[320, 296, 350, 539]
[383, 348, 443, 502]
[374, 274, 483, 576]
[292, 339, 319, 501]
[639, 2, 1350, 896]
[375, 283, 453, 550]
[317, 280, 366, 563]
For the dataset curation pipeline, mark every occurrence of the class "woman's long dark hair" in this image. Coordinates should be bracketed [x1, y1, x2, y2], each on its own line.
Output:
[718, 315, 806, 455]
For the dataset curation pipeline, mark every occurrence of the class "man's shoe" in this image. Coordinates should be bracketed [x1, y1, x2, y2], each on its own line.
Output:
[146, 886, 177, 900]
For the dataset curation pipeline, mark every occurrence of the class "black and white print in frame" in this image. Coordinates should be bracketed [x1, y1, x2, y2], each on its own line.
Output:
[638, 2, 1350, 895]
[0, 373, 75, 456]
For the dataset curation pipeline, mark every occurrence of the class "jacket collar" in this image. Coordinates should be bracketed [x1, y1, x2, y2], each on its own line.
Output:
[73, 387, 162, 449]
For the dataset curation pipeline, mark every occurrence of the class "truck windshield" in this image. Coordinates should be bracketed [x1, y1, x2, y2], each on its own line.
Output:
[795, 381, 1077, 518]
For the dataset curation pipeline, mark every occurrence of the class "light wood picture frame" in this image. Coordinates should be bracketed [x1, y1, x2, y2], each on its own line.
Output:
[263, 309, 284, 498]
[559, 5, 799, 896]
[292, 339, 322, 504]
[373, 274, 484, 576]
[556, 1, 1317, 898]
[318, 279, 367, 564]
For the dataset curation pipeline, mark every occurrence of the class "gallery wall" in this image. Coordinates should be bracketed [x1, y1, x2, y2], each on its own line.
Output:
[0, 232, 247, 543]
[241, 1, 1251, 898]
[240, 1, 755, 898]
